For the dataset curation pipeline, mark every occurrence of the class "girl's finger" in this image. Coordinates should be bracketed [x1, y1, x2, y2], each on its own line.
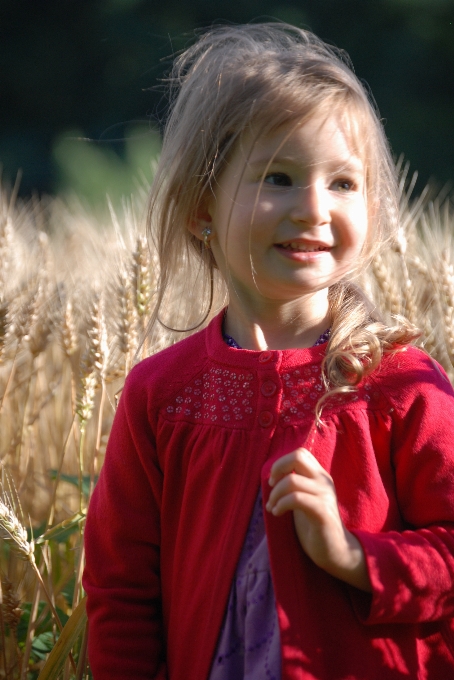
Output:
[268, 489, 332, 519]
[266, 473, 320, 512]
[269, 447, 327, 487]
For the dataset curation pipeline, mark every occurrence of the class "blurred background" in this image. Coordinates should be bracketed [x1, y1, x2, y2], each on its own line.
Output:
[1, 0, 453, 209]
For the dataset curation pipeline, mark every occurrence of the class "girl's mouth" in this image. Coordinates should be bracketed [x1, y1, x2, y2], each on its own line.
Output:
[276, 242, 331, 253]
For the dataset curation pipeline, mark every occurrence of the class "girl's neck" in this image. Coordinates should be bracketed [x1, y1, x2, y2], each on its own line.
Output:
[224, 290, 330, 351]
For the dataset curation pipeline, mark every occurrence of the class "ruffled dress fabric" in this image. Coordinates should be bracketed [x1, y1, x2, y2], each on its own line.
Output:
[209, 328, 331, 680]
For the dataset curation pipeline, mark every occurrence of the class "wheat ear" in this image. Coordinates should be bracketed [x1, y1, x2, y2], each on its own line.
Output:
[394, 227, 418, 325]
[0, 481, 77, 672]
[1, 573, 21, 635]
[371, 253, 401, 317]
[439, 251, 454, 365]
[116, 268, 138, 374]
[61, 299, 79, 359]
[131, 234, 153, 321]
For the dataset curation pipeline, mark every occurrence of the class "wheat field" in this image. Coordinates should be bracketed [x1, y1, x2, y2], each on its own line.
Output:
[0, 164, 454, 678]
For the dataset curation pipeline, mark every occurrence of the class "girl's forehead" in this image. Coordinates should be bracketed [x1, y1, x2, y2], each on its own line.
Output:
[235, 115, 364, 169]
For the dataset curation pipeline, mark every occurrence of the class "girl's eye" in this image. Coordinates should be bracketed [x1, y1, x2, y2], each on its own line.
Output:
[332, 179, 354, 193]
[264, 173, 292, 187]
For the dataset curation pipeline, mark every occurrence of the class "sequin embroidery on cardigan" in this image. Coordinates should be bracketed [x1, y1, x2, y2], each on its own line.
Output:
[165, 368, 255, 423]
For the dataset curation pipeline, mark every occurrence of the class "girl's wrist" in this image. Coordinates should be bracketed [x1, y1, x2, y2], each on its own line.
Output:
[323, 531, 372, 592]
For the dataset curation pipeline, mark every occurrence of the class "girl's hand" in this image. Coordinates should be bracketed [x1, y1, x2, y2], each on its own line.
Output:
[266, 448, 372, 592]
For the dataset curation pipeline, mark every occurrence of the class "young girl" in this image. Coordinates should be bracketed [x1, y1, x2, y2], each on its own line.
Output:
[83, 23, 454, 680]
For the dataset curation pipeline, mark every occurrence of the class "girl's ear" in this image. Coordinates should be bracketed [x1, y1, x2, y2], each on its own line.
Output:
[187, 201, 213, 240]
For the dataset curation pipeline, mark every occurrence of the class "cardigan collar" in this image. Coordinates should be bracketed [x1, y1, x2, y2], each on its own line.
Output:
[205, 309, 327, 371]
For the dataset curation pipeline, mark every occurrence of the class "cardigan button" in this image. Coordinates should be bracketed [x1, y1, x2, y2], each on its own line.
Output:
[261, 380, 277, 397]
[258, 350, 273, 363]
[258, 410, 274, 428]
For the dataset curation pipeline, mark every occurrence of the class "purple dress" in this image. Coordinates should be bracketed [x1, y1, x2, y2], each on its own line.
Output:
[209, 328, 331, 680]
[209, 489, 281, 680]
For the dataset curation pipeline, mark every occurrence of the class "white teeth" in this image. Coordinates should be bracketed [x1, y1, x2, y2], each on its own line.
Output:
[282, 242, 328, 252]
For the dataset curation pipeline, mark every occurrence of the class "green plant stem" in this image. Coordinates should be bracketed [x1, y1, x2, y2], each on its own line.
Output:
[75, 620, 89, 680]
[71, 542, 85, 612]
[18, 364, 39, 494]
[45, 415, 76, 530]
[20, 579, 40, 680]
[0, 578, 8, 679]
[29, 554, 77, 674]
[29, 556, 63, 633]
[78, 424, 86, 515]
[0, 346, 18, 416]
[15, 357, 36, 479]
[90, 379, 106, 497]
[63, 656, 71, 680]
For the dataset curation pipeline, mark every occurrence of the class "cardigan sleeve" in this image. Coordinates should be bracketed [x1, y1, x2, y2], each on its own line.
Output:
[83, 369, 166, 679]
[350, 351, 454, 626]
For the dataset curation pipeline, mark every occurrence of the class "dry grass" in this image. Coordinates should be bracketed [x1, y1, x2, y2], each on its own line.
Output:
[0, 167, 453, 677]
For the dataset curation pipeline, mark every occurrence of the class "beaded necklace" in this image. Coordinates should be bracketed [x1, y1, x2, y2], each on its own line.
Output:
[222, 326, 331, 349]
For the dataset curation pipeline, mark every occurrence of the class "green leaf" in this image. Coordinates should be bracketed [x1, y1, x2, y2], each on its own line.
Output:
[37, 597, 87, 680]
[32, 631, 55, 661]
[48, 470, 97, 499]
[17, 603, 69, 645]
[35, 510, 87, 545]
[27, 521, 47, 543]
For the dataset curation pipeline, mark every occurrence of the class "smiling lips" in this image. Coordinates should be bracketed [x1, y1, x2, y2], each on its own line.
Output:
[277, 241, 331, 253]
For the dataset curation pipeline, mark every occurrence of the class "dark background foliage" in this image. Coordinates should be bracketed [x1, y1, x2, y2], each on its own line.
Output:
[1, 0, 453, 203]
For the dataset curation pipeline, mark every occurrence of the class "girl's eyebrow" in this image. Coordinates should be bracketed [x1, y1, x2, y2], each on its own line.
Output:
[247, 154, 364, 172]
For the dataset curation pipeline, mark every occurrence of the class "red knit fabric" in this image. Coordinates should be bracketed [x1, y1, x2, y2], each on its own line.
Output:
[83, 311, 454, 679]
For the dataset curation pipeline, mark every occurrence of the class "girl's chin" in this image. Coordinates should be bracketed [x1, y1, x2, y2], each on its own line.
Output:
[227, 282, 332, 305]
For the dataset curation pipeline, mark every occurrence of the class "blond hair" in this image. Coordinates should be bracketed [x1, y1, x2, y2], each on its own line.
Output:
[146, 23, 418, 404]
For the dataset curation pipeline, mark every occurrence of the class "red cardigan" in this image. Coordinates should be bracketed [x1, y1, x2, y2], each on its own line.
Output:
[83, 311, 454, 679]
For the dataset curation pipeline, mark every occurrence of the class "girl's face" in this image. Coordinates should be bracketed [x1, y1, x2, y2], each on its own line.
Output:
[201, 115, 368, 306]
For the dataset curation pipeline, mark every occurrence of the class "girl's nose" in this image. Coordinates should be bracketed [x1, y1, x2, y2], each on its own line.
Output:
[289, 180, 331, 226]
